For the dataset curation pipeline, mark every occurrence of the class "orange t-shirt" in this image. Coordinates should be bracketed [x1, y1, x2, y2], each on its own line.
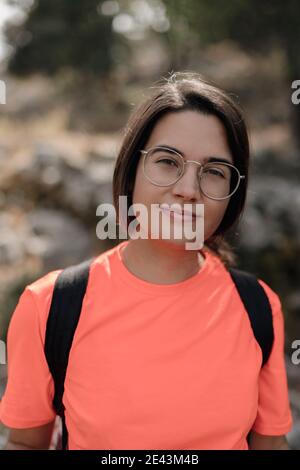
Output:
[0, 241, 292, 449]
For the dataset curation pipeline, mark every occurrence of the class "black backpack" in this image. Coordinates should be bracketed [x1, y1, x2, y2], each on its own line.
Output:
[44, 258, 274, 450]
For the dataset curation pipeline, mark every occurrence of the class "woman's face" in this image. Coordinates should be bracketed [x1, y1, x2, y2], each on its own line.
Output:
[131, 110, 233, 248]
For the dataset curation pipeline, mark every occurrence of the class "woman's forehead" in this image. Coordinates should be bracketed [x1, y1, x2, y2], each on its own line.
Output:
[146, 111, 233, 164]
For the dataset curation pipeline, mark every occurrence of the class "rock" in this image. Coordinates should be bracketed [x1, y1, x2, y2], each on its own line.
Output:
[287, 419, 300, 450]
[240, 176, 300, 251]
[22, 143, 65, 187]
[0, 213, 29, 264]
[8, 143, 115, 216]
[27, 208, 94, 270]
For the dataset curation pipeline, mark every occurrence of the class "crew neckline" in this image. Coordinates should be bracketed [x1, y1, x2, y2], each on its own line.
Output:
[113, 240, 216, 295]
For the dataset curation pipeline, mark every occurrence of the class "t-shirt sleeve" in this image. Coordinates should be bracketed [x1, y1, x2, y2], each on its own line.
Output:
[251, 280, 293, 436]
[0, 276, 58, 429]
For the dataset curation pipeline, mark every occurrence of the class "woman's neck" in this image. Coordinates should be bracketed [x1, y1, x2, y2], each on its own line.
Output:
[120, 239, 205, 285]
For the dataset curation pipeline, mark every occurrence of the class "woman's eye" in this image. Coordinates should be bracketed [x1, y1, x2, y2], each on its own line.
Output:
[206, 168, 225, 178]
[157, 158, 178, 167]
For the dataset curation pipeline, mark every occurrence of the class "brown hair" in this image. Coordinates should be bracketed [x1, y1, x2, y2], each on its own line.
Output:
[113, 72, 250, 266]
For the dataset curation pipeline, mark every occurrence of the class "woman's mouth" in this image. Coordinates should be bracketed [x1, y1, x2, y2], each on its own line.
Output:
[159, 205, 197, 222]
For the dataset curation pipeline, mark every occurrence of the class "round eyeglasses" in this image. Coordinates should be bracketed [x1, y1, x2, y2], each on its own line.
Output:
[140, 146, 245, 201]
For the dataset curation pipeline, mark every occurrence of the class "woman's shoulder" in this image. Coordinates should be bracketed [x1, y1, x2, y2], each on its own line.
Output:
[257, 278, 283, 322]
[210, 247, 285, 325]
[256, 276, 280, 305]
[26, 269, 62, 297]
[24, 243, 120, 304]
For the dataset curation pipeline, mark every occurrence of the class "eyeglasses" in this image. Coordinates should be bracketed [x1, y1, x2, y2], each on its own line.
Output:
[140, 146, 245, 201]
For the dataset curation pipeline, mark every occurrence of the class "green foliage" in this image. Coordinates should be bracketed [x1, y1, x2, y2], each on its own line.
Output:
[165, 0, 300, 145]
[166, 0, 300, 50]
[5, 0, 118, 76]
[6, 0, 300, 79]
[164, 0, 300, 84]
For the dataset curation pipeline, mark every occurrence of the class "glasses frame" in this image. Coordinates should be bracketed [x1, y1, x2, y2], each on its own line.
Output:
[140, 146, 245, 201]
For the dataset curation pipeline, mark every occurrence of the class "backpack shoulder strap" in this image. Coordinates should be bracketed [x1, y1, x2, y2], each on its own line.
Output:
[228, 268, 274, 367]
[44, 257, 94, 449]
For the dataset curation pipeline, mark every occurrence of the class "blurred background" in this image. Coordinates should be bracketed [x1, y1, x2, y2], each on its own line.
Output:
[0, 0, 299, 449]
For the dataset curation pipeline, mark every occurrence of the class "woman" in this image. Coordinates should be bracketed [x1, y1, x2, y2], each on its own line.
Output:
[0, 72, 292, 450]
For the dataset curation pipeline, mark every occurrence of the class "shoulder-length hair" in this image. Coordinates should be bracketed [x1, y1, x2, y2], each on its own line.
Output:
[113, 72, 250, 266]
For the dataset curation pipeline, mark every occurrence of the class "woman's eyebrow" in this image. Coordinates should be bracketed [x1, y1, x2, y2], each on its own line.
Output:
[156, 144, 232, 165]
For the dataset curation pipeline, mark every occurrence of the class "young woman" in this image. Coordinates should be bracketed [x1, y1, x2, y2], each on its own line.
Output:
[0, 72, 292, 450]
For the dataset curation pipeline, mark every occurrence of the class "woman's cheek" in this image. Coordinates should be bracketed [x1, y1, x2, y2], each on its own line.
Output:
[203, 201, 229, 239]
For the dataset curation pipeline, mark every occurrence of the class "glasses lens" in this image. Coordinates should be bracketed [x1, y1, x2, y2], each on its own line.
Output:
[144, 148, 183, 185]
[200, 163, 239, 199]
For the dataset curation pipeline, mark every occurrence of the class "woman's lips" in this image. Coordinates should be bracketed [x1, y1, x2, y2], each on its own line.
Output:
[159, 205, 198, 221]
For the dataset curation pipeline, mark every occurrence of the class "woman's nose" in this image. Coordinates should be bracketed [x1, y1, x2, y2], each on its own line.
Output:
[171, 164, 202, 201]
